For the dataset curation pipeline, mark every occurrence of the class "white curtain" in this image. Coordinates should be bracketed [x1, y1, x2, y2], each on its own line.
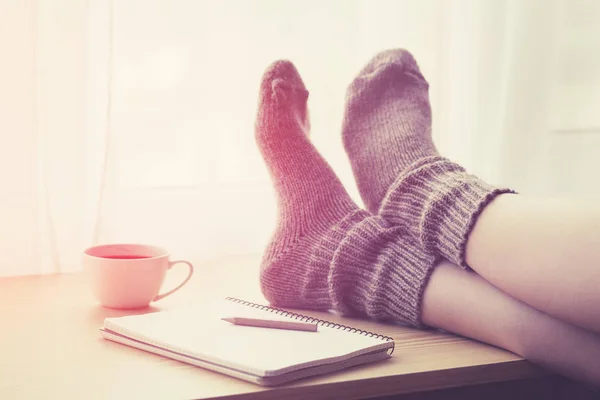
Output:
[1, 0, 598, 277]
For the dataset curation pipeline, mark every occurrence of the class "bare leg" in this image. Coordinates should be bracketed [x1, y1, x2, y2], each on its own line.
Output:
[465, 195, 600, 333]
[422, 261, 600, 385]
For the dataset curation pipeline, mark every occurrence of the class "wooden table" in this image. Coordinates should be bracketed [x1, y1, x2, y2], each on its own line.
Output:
[0, 255, 549, 400]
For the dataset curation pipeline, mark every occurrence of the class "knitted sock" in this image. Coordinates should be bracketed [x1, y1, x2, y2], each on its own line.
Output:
[342, 48, 438, 213]
[343, 49, 515, 269]
[255, 60, 437, 327]
[379, 159, 515, 269]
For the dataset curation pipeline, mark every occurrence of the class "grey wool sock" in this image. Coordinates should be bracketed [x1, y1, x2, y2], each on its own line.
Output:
[379, 157, 515, 269]
[342, 49, 515, 268]
[342, 48, 438, 213]
[255, 60, 438, 327]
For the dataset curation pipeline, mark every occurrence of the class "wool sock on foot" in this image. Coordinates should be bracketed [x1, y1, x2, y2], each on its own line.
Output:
[255, 60, 437, 326]
[379, 160, 515, 269]
[342, 48, 438, 213]
[342, 49, 515, 268]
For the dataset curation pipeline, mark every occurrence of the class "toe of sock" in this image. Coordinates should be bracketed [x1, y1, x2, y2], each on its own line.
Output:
[361, 48, 419, 75]
[260, 60, 308, 96]
[349, 48, 427, 93]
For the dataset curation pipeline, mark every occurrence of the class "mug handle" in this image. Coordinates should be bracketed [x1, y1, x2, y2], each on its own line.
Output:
[153, 260, 194, 302]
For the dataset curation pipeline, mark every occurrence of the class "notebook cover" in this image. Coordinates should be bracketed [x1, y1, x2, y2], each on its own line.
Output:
[100, 298, 395, 386]
[101, 327, 391, 386]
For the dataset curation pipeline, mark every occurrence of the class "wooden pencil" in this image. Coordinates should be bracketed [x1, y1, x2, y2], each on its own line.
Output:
[221, 317, 318, 332]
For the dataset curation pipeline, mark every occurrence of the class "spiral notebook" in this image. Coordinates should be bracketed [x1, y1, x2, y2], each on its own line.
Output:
[100, 297, 395, 386]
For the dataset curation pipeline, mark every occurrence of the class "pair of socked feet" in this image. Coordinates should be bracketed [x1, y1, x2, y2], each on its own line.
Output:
[256, 49, 513, 327]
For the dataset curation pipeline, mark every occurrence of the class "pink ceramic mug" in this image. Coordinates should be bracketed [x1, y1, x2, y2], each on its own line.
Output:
[83, 243, 194, 309]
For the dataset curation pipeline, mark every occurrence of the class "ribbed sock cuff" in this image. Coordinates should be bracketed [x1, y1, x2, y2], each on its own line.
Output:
[328, 214, 438, 327]
[261, 209, 438, 328]
[381, 157, 516, 269]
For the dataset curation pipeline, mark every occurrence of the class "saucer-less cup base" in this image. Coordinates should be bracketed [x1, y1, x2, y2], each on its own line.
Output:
[83, 244, 194, 309]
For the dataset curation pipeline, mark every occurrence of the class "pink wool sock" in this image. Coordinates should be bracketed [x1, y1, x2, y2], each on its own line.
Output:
[255, 60, 437, 326]
[342, 49, 515, 268]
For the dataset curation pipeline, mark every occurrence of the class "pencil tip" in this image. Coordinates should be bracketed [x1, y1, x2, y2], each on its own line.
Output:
[221, 317, 234, 323]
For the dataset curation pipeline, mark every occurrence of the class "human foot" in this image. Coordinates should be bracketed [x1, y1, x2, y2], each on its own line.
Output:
[342, 49, 515, 269]
[342, 48, 438, 213]
[256, 60, 437, 326]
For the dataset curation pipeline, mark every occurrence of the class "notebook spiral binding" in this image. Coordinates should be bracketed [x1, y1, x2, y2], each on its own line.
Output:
[225, 297, 395, 355]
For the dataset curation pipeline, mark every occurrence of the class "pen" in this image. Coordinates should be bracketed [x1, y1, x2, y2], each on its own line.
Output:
[221, 317, 318, 332]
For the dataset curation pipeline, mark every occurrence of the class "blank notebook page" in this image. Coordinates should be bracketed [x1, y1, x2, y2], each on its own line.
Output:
[104, 299, 392, 377]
